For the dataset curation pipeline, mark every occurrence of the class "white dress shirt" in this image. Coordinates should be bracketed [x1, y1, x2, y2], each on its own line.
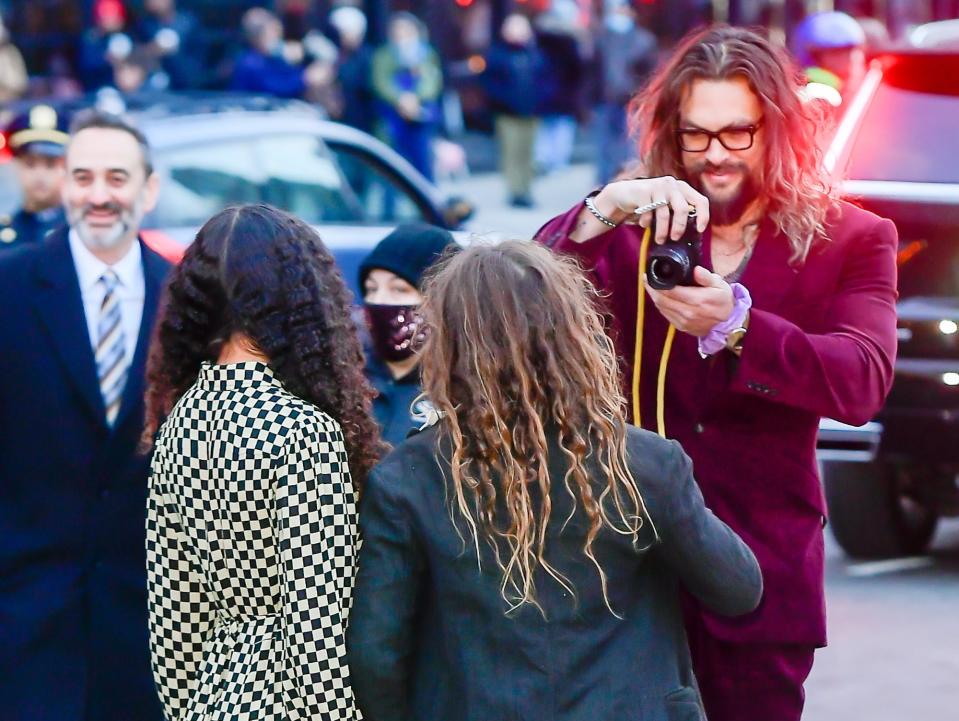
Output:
[68, 229, 145, 364]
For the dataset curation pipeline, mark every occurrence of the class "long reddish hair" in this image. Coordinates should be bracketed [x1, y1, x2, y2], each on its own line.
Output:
[631, 25, 838, 263]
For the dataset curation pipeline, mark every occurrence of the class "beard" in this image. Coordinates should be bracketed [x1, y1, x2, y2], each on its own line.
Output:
[69, 196, 144, 252]
[687, 160, 762, 226]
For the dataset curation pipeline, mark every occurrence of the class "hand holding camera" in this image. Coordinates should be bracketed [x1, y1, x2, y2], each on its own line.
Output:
[643, 213, 735, 338]
[591, 176, 710, 242]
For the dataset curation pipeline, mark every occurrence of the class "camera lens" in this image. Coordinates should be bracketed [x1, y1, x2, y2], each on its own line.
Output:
[647, 248, 691, 290]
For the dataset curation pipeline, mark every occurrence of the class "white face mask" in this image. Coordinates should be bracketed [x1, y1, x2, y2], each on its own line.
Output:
[605, 13, 634, 34]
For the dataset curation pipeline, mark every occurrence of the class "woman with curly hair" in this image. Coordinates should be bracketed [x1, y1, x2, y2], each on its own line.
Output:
[347, 240, 763, 721]
[142, 203, 382, 721]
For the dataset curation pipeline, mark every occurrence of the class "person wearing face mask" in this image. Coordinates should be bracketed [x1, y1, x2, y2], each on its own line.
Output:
[371, 13, 443, 181]
[594, 0, 658, 184]
[359, 223, 456, 446]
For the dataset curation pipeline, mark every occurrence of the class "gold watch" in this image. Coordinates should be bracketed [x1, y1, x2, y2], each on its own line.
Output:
[725, 311, 750, 354]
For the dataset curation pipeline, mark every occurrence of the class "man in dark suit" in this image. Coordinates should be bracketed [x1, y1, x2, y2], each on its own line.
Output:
[0, 110, 170, 720]
[537, 25, 897, 721]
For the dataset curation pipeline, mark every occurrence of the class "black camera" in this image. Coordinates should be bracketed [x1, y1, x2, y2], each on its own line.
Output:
[645, 209, 702, 290]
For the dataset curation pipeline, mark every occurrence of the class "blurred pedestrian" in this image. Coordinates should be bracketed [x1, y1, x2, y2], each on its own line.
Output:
[0, 14, 27, 103]
[135, 0, 207, 90]
[482, 13, 546, 208]
[358, 223, 457, 446]
[371, 12, 443, 181]
[331, 5, 375, 133]
[837, 0, 891, 52]
[0, 105, 68, 250]
[111, 46, 163, 95]
[0, 110, 169, 721]
[79, 0, 133, 91]
[792, 11, 867, 102]
[231, 7, 329, 99]
[301, 29, 344, 116]
[347, 240, 762, 721]
[537, 25, 898, 721]
[533, 1, 586, 174]
[594, 0, 658, 184]
[143, 204, 381, 721]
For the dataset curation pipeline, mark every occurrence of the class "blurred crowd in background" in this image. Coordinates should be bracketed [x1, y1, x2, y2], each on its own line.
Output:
[0, 0, 958, 197]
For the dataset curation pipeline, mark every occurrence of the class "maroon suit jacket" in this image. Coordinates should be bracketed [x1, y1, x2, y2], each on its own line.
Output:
[536, 200, 898, 645]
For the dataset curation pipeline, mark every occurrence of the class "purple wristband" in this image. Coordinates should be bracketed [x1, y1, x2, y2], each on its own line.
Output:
[698, 282, 752, 357]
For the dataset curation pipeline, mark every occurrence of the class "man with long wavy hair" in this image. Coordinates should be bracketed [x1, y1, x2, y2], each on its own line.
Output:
[537, 25, 898, 721]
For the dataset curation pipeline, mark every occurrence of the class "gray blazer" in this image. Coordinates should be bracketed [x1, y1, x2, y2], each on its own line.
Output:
[347, 424, 763, 721]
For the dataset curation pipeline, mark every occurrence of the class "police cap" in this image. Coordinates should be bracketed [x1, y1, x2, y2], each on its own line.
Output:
[5, 105, 70, 158]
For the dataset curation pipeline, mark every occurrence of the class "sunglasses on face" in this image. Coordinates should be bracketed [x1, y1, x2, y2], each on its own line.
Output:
[676, 120, 764, 152]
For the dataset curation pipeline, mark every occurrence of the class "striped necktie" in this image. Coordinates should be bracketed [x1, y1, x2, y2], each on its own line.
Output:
[96, 270, 128, 426]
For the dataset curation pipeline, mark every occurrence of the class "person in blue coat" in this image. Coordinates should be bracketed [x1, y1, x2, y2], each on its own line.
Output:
[134, 0, 207, 90]
[231, 6, 327, 99]
[359, 223, 457, 446]
[0, 110, 169, 721]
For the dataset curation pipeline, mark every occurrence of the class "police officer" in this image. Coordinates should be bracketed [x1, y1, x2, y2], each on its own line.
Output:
[0, 104, 69, 250]
[791, 11, 867, 104]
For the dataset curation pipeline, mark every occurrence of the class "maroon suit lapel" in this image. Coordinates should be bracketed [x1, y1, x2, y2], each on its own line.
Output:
[737, 218, 801, 316]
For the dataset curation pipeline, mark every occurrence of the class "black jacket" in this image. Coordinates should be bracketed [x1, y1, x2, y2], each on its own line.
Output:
[347, 424, 763, 721]
[482, 41, 547, 117]
[366, 349, 427, 448]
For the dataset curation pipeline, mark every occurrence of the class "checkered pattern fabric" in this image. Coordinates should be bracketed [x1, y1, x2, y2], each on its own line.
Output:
[146, 361, 359, 721]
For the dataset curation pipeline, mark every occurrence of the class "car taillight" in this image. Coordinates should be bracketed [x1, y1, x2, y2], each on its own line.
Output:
[141, 229, 185, 264]
[897, 239, 927, 267]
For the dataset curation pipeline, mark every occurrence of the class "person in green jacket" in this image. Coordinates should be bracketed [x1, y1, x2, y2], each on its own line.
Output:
[371, 12, 443, 181]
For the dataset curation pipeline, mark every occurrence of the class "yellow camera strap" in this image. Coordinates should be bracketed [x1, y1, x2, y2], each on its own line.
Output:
[632, 226, 676, 438]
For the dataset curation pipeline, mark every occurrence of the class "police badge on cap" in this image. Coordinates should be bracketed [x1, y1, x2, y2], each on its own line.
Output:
[6, 105, 70, 158]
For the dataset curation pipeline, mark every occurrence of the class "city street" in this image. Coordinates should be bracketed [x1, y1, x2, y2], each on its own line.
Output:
[443, 162, 959, 721]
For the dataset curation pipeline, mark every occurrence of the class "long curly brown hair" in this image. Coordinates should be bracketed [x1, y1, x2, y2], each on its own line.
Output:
[630, 25, 838, 263]
[142, 204, 384, 489]
[419, 240, 653, 614]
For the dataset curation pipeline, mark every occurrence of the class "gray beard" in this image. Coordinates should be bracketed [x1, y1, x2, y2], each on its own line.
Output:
[75, 217, 130, 250]
[70, 197, 143, 252]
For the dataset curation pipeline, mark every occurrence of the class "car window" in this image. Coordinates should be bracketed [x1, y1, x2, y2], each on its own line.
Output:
[325, 142, 430, 224]
[149, 133, 366, 227]
[0, 162, 21, 216]
[845, 58, 959, 183]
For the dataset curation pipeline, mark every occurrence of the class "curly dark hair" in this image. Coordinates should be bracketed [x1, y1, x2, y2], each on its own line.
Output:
[142, 203, 384, 489]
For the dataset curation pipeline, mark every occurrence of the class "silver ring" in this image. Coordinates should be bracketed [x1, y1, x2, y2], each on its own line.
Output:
[633, 199, 670, 215]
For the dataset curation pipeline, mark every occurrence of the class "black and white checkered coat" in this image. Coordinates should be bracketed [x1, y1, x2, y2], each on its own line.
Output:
[146, 361, 359, 721]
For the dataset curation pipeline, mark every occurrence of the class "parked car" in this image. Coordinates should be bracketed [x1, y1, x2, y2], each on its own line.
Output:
[0, 93, 474, 297]
[817, 50, 959, 558]
[909, 19, 959, 49]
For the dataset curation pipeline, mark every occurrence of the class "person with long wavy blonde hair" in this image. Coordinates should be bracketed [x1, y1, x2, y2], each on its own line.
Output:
[347, 240, 762, 721]
[536, 23, 898, 721]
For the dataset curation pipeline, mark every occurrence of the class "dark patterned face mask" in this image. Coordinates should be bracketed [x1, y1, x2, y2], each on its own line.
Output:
[364, 303, 428, 363]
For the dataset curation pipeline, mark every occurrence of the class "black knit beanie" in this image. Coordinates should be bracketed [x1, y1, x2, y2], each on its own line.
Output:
[358, 223, 457, 291]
